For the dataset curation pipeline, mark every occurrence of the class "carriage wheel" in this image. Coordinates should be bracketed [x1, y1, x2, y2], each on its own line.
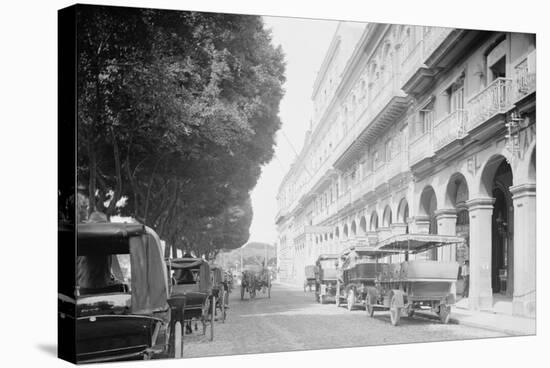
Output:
[173, 322, 183, 358]
[202, 298, 210, 335]
[210, 295, 215, 341]
[347, 289, 355, 311]
[366, 293, 375, 317]
[438, 304, 451, 324]
[390, 295, 401, 326]
[221, 291, 226, 323]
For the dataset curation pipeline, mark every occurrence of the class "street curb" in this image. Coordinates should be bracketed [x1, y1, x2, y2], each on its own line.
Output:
[449, 315, 535, 336]
[414, 311, 531, 336]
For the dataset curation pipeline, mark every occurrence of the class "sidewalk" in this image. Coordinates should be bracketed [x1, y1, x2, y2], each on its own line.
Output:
[448, 298, 536, 336]
[274, 281, 535, 335]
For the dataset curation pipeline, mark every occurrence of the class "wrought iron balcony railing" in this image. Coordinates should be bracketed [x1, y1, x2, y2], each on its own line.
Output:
[466, 77, 513, 132]
[432, 109, 467, 151]
[514, 57, 536, 100]
[409, 131, 433, 166]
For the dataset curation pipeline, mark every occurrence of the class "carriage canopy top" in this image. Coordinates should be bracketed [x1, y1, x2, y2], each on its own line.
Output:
[76, 222, 169, 315]
[376, 234, 465, 254]
[168, 258, 211, 291]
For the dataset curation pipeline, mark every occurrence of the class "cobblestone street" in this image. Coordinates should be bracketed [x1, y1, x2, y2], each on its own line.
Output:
[181, 283, 508, 358]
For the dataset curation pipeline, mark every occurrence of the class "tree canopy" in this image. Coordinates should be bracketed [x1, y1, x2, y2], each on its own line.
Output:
[75, 5, 285, 258]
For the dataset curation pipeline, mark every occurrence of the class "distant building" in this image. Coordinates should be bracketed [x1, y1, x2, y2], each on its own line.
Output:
[275, 22, 536, 317]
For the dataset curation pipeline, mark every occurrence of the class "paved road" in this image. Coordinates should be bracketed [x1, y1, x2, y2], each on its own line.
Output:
[181, 283, 508, 358]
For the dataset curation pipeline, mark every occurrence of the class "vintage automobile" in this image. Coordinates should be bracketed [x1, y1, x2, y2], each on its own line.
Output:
[304, 265, 316, 292]
[167, 257, 216, 341]
[335, 246, 390, 311]
[58, 222, 181, 363]
[314, 254, 338, 304]
[240, 264, 271, 300]
[364, 234, 462, 326]
[210, 264, 227, 323]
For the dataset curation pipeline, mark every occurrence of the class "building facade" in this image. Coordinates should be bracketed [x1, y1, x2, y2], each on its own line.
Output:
[275, 22, 536, 317]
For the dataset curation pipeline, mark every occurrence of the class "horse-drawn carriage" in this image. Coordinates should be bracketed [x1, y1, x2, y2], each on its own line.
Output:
[314, 254, 338, 304]
[304, 265, 316, 292]
[167, 257, 217, 341]
[59, 222, 179, 363]
[240, 264, 271, 300]
[364, 234, 463, 326]
[335, 247, 390, 311]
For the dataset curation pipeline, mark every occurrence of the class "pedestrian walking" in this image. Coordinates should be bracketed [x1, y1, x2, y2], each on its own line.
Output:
[462, 260, 470, 298]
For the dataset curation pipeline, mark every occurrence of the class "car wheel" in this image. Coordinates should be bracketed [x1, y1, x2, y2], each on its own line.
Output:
[366, 293, 375, 317]
[347, 289, 355, 311]
[390, 295, 401, 326]
[439, 304, 451, 324]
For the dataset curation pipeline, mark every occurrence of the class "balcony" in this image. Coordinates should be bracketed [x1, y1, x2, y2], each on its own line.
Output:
[372, 164, 387, 189]
[337, 190, 352, 213]
[386, 150, 407, 180]
[513, 56, 536, 102]
[349, 174, 375, 205]
[466, 78, 513, 132]
[432, 109, 467, 152]
[400, 40, 425, 87]
[400, 27, 454, 95]
[333, 74, 408, 170]
[409, 132, 433, 166]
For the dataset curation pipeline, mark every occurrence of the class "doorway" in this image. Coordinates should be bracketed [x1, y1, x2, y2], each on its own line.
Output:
[490, 161, 514, 296]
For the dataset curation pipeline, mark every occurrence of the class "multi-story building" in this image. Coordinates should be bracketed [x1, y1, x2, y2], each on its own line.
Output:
[275, 22, 536, 318]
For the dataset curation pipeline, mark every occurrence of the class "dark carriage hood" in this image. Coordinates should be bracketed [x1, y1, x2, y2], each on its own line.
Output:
[76, 314, 161, 363]
[170, 285, 208, 310]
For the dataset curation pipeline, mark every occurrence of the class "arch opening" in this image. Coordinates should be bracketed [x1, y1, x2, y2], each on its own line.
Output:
[369, 211, 379, 231]
[359, 216, 367, 236]
[419, 186, 438, 260]
[382, 205, 392, 227]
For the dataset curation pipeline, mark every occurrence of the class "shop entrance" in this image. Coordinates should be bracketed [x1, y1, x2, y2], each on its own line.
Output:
[490, 161, 514, 296]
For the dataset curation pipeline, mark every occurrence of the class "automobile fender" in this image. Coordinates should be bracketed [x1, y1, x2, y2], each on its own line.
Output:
[443, 293, 456, 305]
[390, 289, 405, 308]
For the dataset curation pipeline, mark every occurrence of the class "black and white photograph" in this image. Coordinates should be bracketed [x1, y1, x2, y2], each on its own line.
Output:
[3, 0, 546, 367]
[55, 2, 539, 364]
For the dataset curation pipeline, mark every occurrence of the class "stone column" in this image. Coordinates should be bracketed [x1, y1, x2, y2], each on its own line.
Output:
[410, 215, 430, 234]
[391, 223, 408, 236]
[466, 197, 495, 311]
[510, 183, 536, 317]
[435, 209, 458, 261]
[408, 216, 430, 260]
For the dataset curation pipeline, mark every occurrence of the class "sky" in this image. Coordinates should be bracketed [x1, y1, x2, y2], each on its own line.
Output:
[246, 16, 338, 245]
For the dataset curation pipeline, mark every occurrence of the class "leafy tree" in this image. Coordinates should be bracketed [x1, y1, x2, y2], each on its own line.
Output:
[75, 5, 285, 255]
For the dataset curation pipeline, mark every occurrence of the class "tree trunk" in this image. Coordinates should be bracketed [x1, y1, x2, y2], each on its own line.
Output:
[88, 140, 97, 215]
[106, 126, 123, 216]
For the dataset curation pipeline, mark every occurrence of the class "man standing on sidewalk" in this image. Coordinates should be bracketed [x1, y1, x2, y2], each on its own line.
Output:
[462, 260, 470, 298]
